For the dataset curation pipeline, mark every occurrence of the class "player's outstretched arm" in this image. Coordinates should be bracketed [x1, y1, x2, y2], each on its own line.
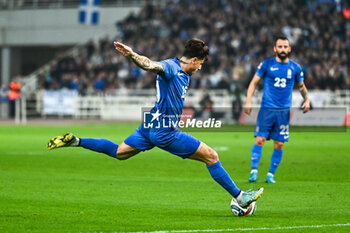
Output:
[244, 74, 261, 115]
[113, 41, 163, 73]
[298, 81, 310, 113]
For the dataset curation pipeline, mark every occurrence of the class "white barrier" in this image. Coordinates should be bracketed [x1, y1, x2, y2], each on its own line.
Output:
[39, 89, 232, 121]
[240, 107, 347, 127]
[290, 108, 346, 126]
[15, 89, 349, 126]
[43, 90, 78, 115]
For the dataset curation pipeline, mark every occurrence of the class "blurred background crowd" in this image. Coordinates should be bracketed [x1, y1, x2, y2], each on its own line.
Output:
[0, 0, 128, 9]
[33, 0, 350, 95]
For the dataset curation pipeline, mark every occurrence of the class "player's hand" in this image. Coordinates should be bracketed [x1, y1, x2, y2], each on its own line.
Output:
[301, 99, 310, 113]
[244, 102, 252, 115]
[114, 42, 133, 57]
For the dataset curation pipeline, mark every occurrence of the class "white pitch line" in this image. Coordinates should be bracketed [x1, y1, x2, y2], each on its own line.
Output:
[213, 146, 229, 151]
[6, 151, 46, 155]
[124, 223, 350, 233]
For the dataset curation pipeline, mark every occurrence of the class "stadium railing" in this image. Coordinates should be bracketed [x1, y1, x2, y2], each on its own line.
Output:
[33, 89, 232, 121]
[17, 89, 350, 125]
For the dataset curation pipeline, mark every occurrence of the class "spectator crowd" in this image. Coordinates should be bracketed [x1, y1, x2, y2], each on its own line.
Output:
[36, 0, 350, 95]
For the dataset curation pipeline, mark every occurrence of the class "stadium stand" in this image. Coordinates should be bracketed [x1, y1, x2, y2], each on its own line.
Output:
[0, 0, 159, 9]
[33, 0, 350, 94]
[1, 0, 350, 124]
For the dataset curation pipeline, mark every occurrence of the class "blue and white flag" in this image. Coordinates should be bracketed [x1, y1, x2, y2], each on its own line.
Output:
[79, 0, 100, 25]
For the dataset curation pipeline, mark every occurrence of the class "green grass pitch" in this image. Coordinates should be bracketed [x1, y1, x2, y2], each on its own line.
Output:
[0, 123, 349, 232]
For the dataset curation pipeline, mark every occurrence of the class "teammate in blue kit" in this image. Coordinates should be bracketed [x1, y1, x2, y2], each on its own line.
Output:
[244, 36, 310, 183]
[47, 39, 263, 208]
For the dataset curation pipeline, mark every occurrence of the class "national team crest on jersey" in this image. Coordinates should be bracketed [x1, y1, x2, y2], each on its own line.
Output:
[287, 69, 292, 79]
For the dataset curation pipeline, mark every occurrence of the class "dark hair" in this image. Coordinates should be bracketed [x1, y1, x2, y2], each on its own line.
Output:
[274, 35, 289, 45]
[183, 38, 209, 61]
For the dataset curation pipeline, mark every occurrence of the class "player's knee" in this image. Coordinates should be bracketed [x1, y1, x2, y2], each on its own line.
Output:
[255, 137, 266, 146]
[207, 147, 219, 164]
[274, 141, 284, 150]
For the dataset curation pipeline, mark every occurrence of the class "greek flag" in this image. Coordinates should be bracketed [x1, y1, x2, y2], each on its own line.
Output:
[79, 0, 100, 25]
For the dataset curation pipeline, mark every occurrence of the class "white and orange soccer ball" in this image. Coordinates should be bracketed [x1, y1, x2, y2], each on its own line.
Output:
[230, 198, 257, 216]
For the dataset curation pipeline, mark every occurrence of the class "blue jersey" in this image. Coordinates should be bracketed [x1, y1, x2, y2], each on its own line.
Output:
[125, 57, 201, 157]
[256, 57, 304, 108]
[152, 57, 189, 125]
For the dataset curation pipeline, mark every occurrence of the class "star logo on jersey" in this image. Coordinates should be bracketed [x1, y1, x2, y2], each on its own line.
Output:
[150, 109, 162, 122]
[270, 67, 279, 71]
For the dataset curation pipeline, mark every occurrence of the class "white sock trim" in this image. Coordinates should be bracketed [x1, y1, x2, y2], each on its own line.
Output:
[267, 172, 274, 176]
[251, 169, 258, 174]
[236, 191, 244, 202]
[71, 137, 80, 146]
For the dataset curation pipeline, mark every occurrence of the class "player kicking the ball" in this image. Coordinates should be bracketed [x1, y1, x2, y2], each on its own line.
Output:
[48, 38, 263, 209]
[244, 36, 310, 183]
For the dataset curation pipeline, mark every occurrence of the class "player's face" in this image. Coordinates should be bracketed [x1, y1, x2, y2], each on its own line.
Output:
[188, 58, 206, 75]
[274, 39, 291, 61]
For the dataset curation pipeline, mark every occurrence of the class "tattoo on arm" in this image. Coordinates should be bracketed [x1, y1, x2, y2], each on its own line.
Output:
[129, 53, 163, 73]
[298, 82, 309, 100]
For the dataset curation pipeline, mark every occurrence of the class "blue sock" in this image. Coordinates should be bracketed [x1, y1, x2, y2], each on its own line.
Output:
[268, 149, 283, 174]
[207, 161, 241, 197]
[79, 138, 118, 158]
[251, 144, 263, 170]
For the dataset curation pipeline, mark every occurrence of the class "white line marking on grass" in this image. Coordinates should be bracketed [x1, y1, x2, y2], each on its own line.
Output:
[6, 151, 46, 155]
[213, 146, 229, 151]
[124, 223, 350, 233]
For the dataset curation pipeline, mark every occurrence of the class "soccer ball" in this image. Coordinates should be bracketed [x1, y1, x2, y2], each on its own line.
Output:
[230, 198, 257, 216]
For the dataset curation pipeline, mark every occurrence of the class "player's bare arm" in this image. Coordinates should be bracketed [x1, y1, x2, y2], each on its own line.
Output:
[244, 74, 261, 115]
[298, 81, 310, 113]
[114, 41, 163, 73]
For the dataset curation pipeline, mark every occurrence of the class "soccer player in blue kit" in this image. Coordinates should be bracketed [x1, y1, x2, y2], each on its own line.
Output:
[48, 39, 263, 209]
[244, 36, 310, 183]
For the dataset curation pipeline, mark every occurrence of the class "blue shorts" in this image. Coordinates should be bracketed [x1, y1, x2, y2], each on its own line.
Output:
[124, 124, 201, 158]
[254, 108, 290, 142]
